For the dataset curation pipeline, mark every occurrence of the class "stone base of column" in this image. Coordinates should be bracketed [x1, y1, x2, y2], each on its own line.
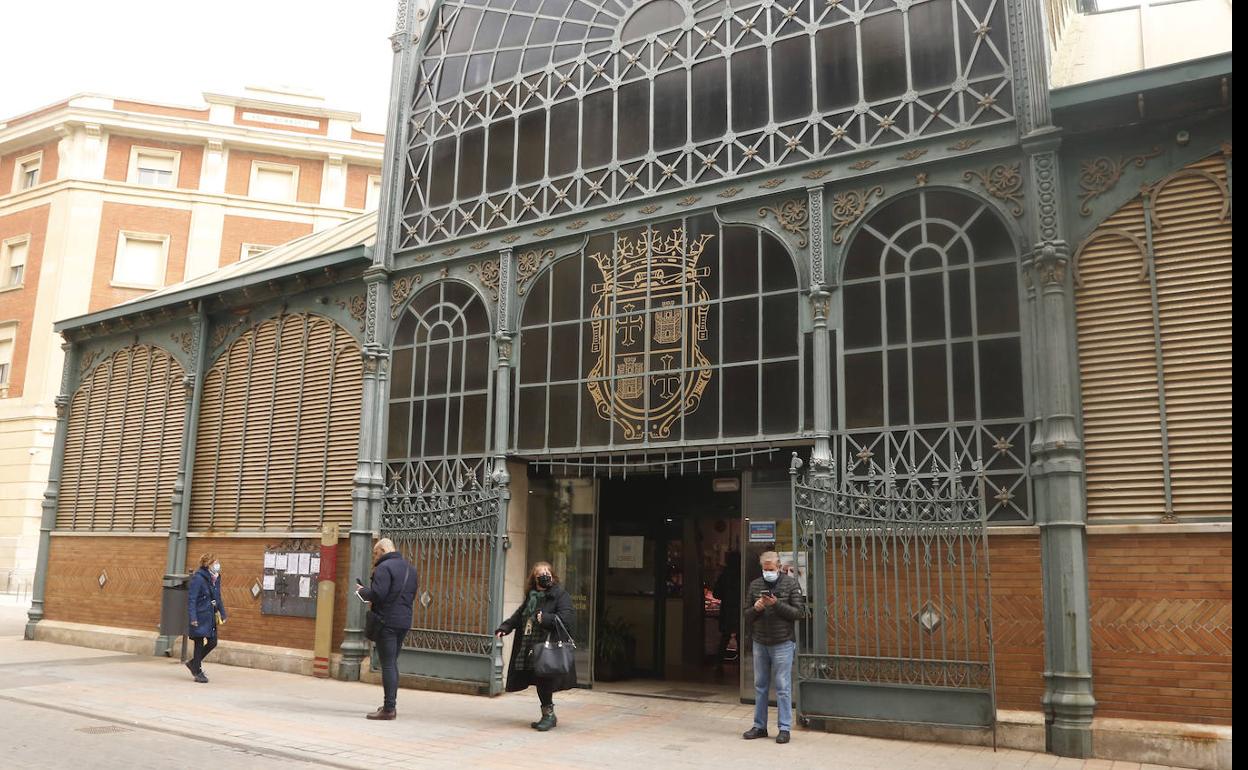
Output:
[1045, 674, 1096, 758]
[337, 640, 368, 681]
[24, 607, 43, 641]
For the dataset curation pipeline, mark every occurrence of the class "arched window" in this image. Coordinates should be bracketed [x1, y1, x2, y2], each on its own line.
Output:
[401, 0, 1013, 246]
[515, 214, 801, 452]
[387, 281, 493, 491]
[840, 189, 1028, 521]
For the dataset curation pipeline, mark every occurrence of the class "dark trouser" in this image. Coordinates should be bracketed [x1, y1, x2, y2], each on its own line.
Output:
[377, 626, 404, 711]
[537, 682, 554, 707]
[191, 635, 217, 671]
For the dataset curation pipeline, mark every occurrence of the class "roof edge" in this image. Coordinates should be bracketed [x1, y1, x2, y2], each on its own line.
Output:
[1051, 52, 1233, 110]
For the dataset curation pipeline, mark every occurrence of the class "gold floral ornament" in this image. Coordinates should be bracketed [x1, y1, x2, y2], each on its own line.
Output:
[516, 249, 553, 296]
[467, 259, 501, 302]
[390, 275, 422, 319]
[830, 186, 885, 243]
[1077, 147, 1162, 216]
[758, 199, 810, 248]
[963, 163, 1023, 217]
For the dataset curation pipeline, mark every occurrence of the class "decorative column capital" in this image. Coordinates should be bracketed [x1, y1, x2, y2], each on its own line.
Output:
[495, 332, 514, 365]
[1023, 241, 1071, 292]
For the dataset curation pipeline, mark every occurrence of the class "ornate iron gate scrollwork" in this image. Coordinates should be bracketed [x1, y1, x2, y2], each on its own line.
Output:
[791, 453, 998, 742]
[382, 458, 507, 693]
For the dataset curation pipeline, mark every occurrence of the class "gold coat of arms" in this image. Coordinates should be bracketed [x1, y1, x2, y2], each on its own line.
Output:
[586, 227, 714, 440]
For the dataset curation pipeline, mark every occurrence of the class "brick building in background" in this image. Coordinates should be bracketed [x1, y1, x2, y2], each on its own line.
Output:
[0, 87, 384, 586]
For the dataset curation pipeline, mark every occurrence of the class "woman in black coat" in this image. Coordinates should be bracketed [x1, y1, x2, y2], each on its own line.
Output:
[495, 561, 576, 731]
[186, 553, 227, 683]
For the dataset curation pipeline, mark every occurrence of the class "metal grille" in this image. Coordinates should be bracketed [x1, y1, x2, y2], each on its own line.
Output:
[399, 0, 1014, 247]
[1074, 152, 1232, 521]
[792, 454, 997, 734]
[189, 314, 362, 532]
[57, 345, 185, 531]
[839, 189, 1030, 522]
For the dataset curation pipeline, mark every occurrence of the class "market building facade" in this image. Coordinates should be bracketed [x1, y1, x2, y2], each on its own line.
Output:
[26, 0, 1230, 766]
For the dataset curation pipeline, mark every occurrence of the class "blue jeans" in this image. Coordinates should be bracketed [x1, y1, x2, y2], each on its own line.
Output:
[753, 639, 795, 732]
[377, 626, 404, 710]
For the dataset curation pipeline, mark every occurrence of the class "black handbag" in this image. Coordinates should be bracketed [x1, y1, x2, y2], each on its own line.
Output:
[533, 614, 576, 678]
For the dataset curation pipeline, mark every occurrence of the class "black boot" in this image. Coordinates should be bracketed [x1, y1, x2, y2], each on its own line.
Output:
[534, 704, 557, 731]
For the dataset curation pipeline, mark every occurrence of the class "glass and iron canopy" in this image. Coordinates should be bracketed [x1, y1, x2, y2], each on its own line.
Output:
[400, 0, 1014, 247]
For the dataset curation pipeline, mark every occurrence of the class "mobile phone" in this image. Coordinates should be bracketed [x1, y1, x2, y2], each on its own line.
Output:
[760, 589, 774, 598]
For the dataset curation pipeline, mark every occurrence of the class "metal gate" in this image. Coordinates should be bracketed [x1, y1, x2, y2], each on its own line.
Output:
[791, 454, 997, 739]
[382, 459, 508, 694]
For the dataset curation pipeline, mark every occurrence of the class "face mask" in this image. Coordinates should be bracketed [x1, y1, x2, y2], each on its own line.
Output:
[537, 574, 552, 589]
[762, 570, 779, 582]
[210, 562, 221, 574]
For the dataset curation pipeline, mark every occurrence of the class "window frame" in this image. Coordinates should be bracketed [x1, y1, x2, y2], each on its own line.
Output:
[248, 160, 300, 202]
[0, 321, 17, 396]
[128, 146, 181, 188]
[239, 243, 271, 261]
[365, 174, 383, 211]
[112, 230, 170, 290]
[14, 152, 42, 191]
[2, 235, 31, 291]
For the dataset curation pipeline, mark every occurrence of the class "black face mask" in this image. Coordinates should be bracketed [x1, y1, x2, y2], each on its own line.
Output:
[537, 574, 553, 590]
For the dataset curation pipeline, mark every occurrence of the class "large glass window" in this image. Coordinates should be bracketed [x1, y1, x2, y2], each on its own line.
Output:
[840, 190, 1029, 521]
[401, 0, 1013, 246]
[516, 216, 801, 452]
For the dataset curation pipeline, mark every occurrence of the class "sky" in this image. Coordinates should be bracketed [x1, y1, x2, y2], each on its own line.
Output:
[0, 1, 400, 130]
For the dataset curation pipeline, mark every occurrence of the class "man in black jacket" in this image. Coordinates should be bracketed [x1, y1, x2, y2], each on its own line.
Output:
[742, 550, 805, 744]
[357, 538, 417, 720]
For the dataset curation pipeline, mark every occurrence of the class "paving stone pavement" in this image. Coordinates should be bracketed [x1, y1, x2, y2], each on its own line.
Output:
[0, 608, 1195, 770]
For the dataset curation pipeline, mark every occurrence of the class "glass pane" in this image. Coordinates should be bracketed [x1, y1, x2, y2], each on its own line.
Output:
[803, 332, 814, 431]
[429, 137, 457, 206]
[548, 384, 579, 447]
[520, 326, 548, 384]
[549, 101, 579, 177]
[760, 232, 797, 291]
[730, 46, 768, 132]
[521, 270, 550, 327]
[549, 323, 581, 381]
[721, 227, 758, 298]
[975, 263, 1020, 334]
[908, 0, 957, 90]
[581, 89, 614, 168]
[551, 257, 581, 322]
[722, 365, 759, 436]
[951, 342, 976, 421]
[457, 127, 485, 199]
[912, 345, 948, 424]
[423, 398, 447, 456]
[691, 59, 727, 142]
[815, 24, 859, 111]
[408, 401, 424, 456]
[845, 352, 884, 429]
[426, 340, 451, 395]
[617, 80, 650, 160]
[761, 294, 798, 358]
[412, 344, 428, 398]
[387, 401, 410, 459]
[461, 393, 488, 455]
[861, 12, 907, 101]
[885, 278, 906, 345]
[843, 283, 881, 349]
[516, 110, 547, 184]
[464, 336, 490, 391]
[486, 119, 515, 192]
[684, 366, 720, 439]
[771, 35, 812, 122]
[966, 210, 1015, 262]
[979, 338, 1024, 418]
[517, 385, 547, 449]
[580, 381, 612, 446]
[391, 347, 413, 399]
[762, 360, 799, 433]
[721, 297, 759, 363]
[887, 348, 910, 426]
[843, 228, 884, 280]
[949, 268, 972, 337]
[653, 69, 687, 151]
[909, 272, 946, 342]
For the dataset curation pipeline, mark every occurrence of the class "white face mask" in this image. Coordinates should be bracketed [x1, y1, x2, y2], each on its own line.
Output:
[762, 570, 779, 582]
[210, 562, 221, 574]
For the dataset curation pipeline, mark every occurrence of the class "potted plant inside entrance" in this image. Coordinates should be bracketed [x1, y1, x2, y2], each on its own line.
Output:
[595, 614, 636, 681]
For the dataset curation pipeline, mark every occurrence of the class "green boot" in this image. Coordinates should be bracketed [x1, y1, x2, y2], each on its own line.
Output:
[534, 704, 557, 731]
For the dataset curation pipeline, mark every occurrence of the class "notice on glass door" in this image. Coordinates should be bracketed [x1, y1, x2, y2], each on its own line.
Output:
[608, 536, 644, 569]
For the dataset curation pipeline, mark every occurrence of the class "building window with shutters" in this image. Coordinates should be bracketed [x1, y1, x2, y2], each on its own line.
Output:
[55, 345, 186, 530]
[2, 236, 28, 289]
[365, 174, 382, 211]
[249, 161, 299, 202]
[14, 152, 41, 190]
[113, 232, 168, 289]
[189, 314, 363, 532]
[129, 147, 179, 188]
[0, 323, 16, 398]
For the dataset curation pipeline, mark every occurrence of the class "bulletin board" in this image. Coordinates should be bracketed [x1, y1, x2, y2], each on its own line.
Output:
[261, 540, 321, 618]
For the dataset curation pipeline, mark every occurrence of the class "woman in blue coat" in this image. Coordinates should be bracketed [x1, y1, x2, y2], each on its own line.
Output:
[186, 553, 227, 683]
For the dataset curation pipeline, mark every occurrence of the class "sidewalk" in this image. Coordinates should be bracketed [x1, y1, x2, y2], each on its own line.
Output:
[0, 607, 1193, 770]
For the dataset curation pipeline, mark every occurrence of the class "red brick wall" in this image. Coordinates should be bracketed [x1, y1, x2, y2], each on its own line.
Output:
[989, 535, 1047, 712]
[90, 202, 191, 311]
[185, 537, 352, 653]
[44, 535, 167, 632]
[103, 135, 204, 190]
[0, 204, 52, 399]
[345, 164, 380, 210]
[217, 215, 312, 267]
[1088, 531, 1232, 724]
[225, 150, 324, 204]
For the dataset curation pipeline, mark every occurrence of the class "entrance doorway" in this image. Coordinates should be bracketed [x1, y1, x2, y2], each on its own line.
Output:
[595, 473, 742, 695]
